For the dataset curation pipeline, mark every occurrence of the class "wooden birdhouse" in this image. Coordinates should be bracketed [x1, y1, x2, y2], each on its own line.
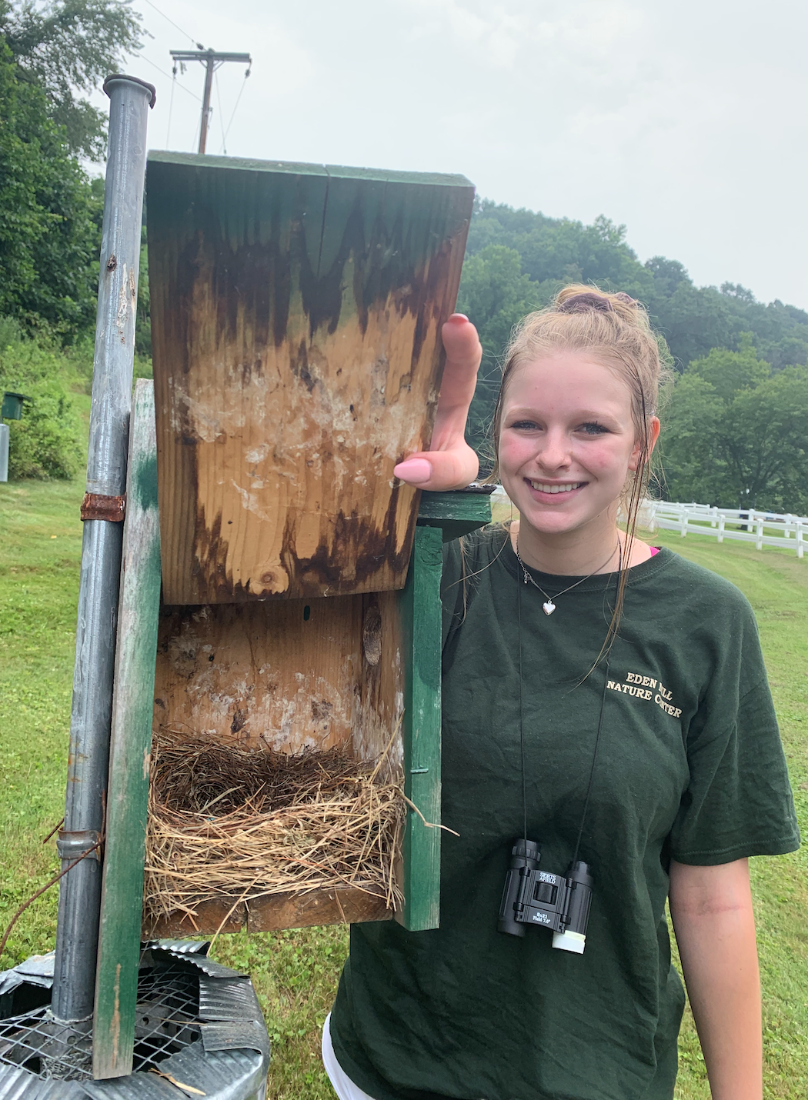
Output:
[93, 152, 491, 1075]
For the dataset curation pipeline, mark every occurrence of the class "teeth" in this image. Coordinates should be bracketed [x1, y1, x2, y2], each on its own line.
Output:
[529, 481, 583, 494]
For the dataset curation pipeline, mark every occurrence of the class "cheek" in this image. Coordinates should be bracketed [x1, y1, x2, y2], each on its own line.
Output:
[498, 433, 536, 472]
[574, 440, 634, 479]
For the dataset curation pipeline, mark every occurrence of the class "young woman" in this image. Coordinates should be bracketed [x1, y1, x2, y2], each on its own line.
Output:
[322, 287, 799, 1100]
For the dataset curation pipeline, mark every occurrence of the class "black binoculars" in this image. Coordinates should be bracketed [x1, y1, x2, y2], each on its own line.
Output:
[498, 839, 593, 953]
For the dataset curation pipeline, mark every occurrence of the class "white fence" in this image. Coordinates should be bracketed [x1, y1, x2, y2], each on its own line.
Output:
[642, 500, 807, 559]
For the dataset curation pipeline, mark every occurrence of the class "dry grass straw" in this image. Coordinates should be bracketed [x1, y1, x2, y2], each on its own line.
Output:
[144, 728, 405, 929]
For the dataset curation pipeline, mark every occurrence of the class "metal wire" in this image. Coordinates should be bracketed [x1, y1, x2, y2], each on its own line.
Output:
[222, 70, 250, 149]
[215, 71, 227, 154]
[0, 963, 201, 1082]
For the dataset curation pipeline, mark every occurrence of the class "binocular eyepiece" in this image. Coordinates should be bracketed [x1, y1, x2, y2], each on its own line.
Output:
[498, 839, 593, 954]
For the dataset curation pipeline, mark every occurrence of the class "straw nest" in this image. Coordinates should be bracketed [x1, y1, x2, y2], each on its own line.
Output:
[143, 728, 405, 929]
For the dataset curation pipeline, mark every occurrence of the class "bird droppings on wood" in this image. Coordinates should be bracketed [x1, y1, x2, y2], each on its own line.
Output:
[148, 154, 473, 604]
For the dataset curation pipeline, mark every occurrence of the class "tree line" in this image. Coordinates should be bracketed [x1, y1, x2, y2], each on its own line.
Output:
[457, 203, 808, 514]
[0, 0, 141, 476]
[1, 1, 807, 511]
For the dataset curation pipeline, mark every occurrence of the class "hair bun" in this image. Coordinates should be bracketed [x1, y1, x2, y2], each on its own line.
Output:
[557, 291, 615, 314]
[613, 292, 638, 308]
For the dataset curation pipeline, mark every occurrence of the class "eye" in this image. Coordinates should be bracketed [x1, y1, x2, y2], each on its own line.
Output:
[509, 419, 541, 431]
[579, 421, 609, 435]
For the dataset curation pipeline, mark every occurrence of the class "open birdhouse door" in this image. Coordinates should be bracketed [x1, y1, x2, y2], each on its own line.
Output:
[94, 151, 489, 1077]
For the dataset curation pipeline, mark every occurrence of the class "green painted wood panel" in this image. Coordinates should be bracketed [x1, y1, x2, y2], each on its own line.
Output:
[417, 488, 493, 541]
[398, 524, 444, 931]
[93, 380, 162, 1079]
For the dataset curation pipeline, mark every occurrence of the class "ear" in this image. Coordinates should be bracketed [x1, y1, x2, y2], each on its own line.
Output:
[628, 416, 661, 471]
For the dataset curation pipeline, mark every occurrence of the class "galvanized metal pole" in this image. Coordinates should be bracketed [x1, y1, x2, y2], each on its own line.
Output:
[52, 74, 155, 1024]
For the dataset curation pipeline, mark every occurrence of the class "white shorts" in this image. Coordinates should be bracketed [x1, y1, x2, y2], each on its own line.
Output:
[321, 1013, 379, 1100]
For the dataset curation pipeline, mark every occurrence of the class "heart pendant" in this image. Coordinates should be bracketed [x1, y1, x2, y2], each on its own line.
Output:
[542, 601, 556, 616]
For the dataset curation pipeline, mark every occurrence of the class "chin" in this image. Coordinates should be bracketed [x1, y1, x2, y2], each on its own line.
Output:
[518, 497, 615, 538]
[521, 512, 584, 537]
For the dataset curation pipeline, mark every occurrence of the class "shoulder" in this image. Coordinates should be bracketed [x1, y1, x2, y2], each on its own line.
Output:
[633, 549, 768, 701]
[442, 524, 511, 586]
[441, 526, 511, 650]
[640, 547, 758, 627]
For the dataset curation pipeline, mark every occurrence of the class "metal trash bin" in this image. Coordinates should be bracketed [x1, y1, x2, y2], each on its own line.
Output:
[0, 941, 269, 1099]
[1, 393, 27, 421]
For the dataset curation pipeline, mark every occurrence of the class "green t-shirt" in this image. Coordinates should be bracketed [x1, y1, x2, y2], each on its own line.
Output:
[330, 532, 800, 1100]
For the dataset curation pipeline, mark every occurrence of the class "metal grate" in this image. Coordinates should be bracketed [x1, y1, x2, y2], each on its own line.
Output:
[0, 962, 201, 1081]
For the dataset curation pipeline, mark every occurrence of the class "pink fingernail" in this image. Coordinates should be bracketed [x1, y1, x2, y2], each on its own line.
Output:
[394, 458, 432, 484]
[446, 313, 468, 324]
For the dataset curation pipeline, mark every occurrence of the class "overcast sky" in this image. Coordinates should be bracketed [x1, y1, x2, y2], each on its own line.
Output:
[109, 0, 808, 308]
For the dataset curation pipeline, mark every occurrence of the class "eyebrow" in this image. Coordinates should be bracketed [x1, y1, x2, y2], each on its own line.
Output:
[505, 406, 624, 421]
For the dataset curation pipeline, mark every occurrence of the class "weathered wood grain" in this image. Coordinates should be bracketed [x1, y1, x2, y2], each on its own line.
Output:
[147, 152, 474, 604]
[144, 888, 392, 937]
[152, 592, 403, 759]
[397, 524, 444, 931]
[93, 380, 162, 1080]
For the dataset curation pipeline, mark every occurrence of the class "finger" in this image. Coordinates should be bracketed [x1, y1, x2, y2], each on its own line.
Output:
[394, 442, 479, 492]
[429, 316, 483, 454]
[392, 315, 484, 492]
[437, 314, 482, 410]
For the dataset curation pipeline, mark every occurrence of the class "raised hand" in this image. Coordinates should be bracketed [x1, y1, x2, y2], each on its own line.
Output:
[394, 314, 482, 491]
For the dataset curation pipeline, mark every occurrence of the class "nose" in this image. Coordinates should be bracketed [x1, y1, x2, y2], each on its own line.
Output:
[535, 427, 572, 473]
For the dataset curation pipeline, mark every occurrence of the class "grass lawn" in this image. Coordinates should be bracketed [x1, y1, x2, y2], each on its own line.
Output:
[0, 482, 805, 1099]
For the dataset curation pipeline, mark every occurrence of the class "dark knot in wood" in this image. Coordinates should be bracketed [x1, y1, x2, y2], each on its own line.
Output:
[363, 604, 383, 666]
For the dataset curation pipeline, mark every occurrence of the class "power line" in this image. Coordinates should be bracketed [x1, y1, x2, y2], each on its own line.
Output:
[215, 69, 226, 154]
[140, 0, 198, 48]
[166, 66, 176, 146]
[222, 68, 250, 148]
[139, 53, 203, 101]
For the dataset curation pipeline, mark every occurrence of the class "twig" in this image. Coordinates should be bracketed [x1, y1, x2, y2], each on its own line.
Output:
[208, 873, 262, 954]
[148, 1068, 206, 1095]
[401, 795, 460, 836]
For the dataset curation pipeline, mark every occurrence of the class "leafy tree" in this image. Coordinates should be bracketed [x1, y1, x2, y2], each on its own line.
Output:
[661, 342, 808, 513]
[456, 244, 545, 465]
[0, 320, 85, 478]
[135, 224, 151, 357]
[464, 201, 808, 374]
[457, 245, 545, 354]
[644, 257, 691, 298]
[0, 0, 142, 160]
[466, 201, 655, 302]
[0, 41, 102, 334]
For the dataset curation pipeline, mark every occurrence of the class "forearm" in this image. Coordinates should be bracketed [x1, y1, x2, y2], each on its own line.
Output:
[669, 859, 762, 1100]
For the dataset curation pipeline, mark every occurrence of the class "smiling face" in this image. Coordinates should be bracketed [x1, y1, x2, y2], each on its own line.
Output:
[498, 350, 659, 545]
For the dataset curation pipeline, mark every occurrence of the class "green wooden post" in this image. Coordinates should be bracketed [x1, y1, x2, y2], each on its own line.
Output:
[399, 490, 492, 931]
[398, 523, 444, 932]
[93, 379, 162, 1079]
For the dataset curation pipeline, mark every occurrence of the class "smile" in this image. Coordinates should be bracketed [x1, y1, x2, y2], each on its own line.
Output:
[527, 480, 585, 494]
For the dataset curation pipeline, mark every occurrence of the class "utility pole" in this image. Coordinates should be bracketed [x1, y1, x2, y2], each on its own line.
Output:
[170, 48, 251, 154]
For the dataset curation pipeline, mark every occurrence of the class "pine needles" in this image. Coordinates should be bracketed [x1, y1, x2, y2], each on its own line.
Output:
[144, 729, 405, 930]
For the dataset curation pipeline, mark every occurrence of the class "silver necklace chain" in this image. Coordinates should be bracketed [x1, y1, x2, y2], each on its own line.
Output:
[514, 539, 622, 616]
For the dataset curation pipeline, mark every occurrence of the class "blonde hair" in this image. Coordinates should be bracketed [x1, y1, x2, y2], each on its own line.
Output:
[489, 284, 672, 655]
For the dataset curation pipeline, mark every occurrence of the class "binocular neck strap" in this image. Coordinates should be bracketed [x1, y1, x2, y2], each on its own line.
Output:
[515, 565, 613, 867]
